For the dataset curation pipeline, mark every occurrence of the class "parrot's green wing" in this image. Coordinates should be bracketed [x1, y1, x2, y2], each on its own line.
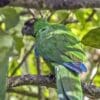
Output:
[36, 27, 85, 64]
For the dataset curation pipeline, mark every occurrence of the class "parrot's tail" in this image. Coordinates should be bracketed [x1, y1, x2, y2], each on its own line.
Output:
[55, 65, 83, 100]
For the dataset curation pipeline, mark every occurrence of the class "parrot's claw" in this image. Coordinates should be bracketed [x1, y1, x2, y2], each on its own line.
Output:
[48, 74, 56, 81]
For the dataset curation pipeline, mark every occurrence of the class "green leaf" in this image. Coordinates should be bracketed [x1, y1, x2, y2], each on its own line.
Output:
[50, 10, 69, 23]
[81, 27, 100, 48]
[75, 9, 92, 24]
[0, 55, 8, 100]
[13, 35, 24, 53]
[0, 34, 13, 100]
[0, 7, 19, 30]
[0, 34, 13, 48]
[75, 10, 85, 24]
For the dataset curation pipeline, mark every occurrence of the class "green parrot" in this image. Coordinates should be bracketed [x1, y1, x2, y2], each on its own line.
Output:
[22, 18, 87, 100]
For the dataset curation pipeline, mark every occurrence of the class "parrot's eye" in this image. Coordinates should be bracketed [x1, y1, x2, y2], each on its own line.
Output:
[38, 26, 49, 33]
[40, 28, 46, 32]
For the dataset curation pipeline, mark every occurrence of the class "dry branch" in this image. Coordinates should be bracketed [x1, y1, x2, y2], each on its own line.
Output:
[7, 74, 100, 99]
[1, 0, 100, 9]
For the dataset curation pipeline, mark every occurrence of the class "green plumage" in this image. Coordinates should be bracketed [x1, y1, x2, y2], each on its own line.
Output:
[34, 19, 85, 100]
[55, 65, 83, 100]
[35, 19, 85, 62]
[22, 19, 86, 100]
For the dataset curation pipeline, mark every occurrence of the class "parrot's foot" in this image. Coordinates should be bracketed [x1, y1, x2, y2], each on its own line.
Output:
[48, 74, 56, 81]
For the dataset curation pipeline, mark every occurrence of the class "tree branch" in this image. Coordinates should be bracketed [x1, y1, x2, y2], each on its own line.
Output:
[82, 83, 100, 99]
[7, 74, 100, 99]
[1, 0, 100, 9]
[7, 74, 56, 88]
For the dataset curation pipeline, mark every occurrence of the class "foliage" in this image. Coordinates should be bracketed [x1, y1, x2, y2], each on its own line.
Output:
[0, 7, 100, 100]
[0, 34, 13, 100]
[81, 27, 100, 48]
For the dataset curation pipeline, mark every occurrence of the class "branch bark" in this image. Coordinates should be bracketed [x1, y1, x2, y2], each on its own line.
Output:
[1, 0, 100, 9]
[7, 74, 100, 99]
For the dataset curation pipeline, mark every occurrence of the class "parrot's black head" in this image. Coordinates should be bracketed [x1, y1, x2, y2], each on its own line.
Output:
[22, 18, 37, 37]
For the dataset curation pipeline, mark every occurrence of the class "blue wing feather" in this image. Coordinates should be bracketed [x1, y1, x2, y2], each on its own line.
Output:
[63, 62, 87, 73]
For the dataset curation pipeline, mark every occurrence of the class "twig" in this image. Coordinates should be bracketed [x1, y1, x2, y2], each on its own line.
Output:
[63, 9, 96, 24]
[38, 10, 44, 18]
[90, 63, 100, 84]
[63, 19, 78, 24]
[47, 11, 55, 21]
[28, 8, 36, 18]
[7, 74, 100, 99]
[11, 44, 35, 76]
[86, 9, 96, 21]
[82, 83, 100, 99]
[35, 50, 42, 100]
